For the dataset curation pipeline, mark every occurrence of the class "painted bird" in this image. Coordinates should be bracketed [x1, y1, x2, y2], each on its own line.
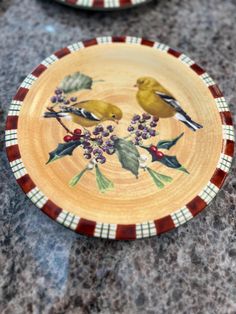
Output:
[135, 77, 203, 131]
[44, 100, 123, 127]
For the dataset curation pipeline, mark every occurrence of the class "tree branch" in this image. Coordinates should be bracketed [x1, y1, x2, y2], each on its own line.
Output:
[47, 107, 73, 134]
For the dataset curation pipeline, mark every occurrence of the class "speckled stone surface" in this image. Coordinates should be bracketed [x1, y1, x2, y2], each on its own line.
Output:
[0, 0, 236, 313]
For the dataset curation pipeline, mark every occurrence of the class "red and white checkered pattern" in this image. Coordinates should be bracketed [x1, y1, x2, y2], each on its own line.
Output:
[56, 210, 80, 230]
[55, 0, 148, 10]
[198, 182, 219, 205]
[171, 207, 193, 227]
[216, 97, 229, 112]
[20, 74, 37, 89]
[222, 125, 234, 141]
[5, 37, 235, 240]
[41, 54, 58, 67]
[200, 72, 216, 86]
[8, 101, 22, 116]
[179, 54, 195, 66]
[5, 130, 18, 147]
[94, 222, 117, 239]
[9, 158, 26, 179]
[27, 187, 48, 209]
[136, 221, 156, 238]
[217, 153, 233, 173]
[68, 41, 85, 52]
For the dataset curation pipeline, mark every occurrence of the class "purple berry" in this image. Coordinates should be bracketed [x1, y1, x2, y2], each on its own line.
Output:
[84, 153, 91, 159]
[93, 148, 102, 155]
[133, 114, 141, 121]
[96, 126, 103, 132]
[105, 140, 114, 147]
[84, 132, 91, 139]
[128, 126, 134, 132]
[85, 147, 93, 154]
[58, 97, 64, 103]
[96, 156, 106, 164]
[106, 148, 115, 155]
[142, 113, 151, 120]
[150, 121, 157, 127]
[50, 96, 57, 103]
[110, 135, 118, 141]
[138, 124, 144, 130]
[102, 131, 109, 137]
[149, 129, 156, 137]
[70, 97, 77, 102]
[95, 125, 104, 133]
[55, 89, 63, 95]
[63, 100, 70, 105]
[152, 116, 159, 122]
[142, 132, 148, 139]
[93, 130, 100, 136]
[107, 125, 114, 132]
[96, 137, 103, 145]
[83, 141, 91, 148]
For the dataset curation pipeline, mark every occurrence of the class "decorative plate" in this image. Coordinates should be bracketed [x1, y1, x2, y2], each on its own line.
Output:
[54, 0, 149, 10]
[5, 37, 234, 240]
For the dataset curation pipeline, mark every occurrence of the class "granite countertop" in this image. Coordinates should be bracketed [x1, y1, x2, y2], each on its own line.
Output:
[0, 0, 236, 313]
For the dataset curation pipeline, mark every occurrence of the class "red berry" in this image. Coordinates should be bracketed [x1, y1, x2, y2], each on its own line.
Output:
[64, 135, 72, 142]
[155, 151, 164, 159]
[72, 135, 81, 141]
[74, 128, 82, 135]
[150, 145, 157, 152]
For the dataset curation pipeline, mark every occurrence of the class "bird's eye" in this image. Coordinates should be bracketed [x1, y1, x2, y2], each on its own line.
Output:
[112, 114, 116, 118]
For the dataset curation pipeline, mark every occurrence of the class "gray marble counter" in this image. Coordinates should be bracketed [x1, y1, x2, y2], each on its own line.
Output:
[0, 0, 236, 313]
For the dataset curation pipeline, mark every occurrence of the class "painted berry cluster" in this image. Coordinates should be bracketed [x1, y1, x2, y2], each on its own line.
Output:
[62, 125, 117, 164]
[45, 72, 189, 193]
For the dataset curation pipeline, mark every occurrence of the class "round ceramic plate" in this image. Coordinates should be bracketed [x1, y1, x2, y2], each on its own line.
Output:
[54, 0, 149, 10]
[6, 37, 234, 240]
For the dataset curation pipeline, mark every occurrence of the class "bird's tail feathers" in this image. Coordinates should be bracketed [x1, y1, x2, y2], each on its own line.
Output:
[43, 111, 69, 118]
[175, 112, 203, 131]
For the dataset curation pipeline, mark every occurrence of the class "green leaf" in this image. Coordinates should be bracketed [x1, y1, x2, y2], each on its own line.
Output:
[114, 138, 140, 178]
[157, 133, 184, 150]
[157, 155, 189, 174]
[59, 72, 93, 94]
[95, 165, 114, 193]
[46, 140, 81, 164]
[152, 172, 173, 183]
[146, 168, 165, 189]
[178, 166, 190, 174]
[69, 168, 88, 187]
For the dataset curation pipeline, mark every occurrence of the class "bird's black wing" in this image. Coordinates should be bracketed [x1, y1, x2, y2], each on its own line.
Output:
[60, 106, 101, 121]
[155, 92, 184, 114]
[156, 92, 203, 131]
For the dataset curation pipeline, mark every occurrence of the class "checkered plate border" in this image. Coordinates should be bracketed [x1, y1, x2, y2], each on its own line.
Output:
[55, 0, 149, 10]
[5, 36, 235, 240]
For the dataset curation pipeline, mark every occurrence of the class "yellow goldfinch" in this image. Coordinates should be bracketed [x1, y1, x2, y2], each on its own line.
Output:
[135, 77, 203, 131]
[44, 100, 123, 127]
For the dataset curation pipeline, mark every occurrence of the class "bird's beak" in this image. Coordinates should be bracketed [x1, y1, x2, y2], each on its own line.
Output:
[114, 119, 119, 124]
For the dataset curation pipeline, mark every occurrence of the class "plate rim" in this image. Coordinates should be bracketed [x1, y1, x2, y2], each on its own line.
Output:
[5, 36, 235, 240]
[54, 0, 150, 10]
